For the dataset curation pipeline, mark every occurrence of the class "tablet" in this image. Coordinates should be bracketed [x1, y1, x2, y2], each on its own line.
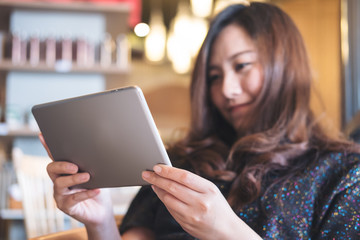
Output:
[32, 86, 172, 189]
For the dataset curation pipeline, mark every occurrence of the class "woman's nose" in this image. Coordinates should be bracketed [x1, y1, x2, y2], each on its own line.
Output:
[222, 72, 242, 99]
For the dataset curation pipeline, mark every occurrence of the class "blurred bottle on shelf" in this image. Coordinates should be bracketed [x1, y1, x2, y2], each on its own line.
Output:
[116, 33, 130, 69]
[11, 32, 27, 65]
[61, 35, 72, 63]
[100, 33, 114, 67]
[86, 40, 95, 67]
[75, 37, 87, 67]
[29, 33, 40, 66]
[45, 35, 56, 66]
[54, 34, 73, 72]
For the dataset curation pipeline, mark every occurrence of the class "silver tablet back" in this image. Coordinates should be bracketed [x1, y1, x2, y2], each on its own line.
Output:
[32, 86, 172, 189]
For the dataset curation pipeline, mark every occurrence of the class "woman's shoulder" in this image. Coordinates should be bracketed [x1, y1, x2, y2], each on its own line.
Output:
[315, 151, 360, 171]
[307, 151, 360, 193]
[304, 152, 360, 237]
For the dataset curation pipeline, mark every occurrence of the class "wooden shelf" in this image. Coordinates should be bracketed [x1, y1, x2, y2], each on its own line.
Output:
[0, 1, 131, 76]
[0, 60, 129, 75]
[0, 0, 131, 40]
[0, 0, 131, 14]
[0, 125, 39, 138]
[0, 208, 23, 220]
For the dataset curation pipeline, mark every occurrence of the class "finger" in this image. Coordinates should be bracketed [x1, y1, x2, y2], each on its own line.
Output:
[46, 161, 79, 182]
[72, 188, 100, 202]
[54, 172, 90, 195]
[150, 185, 205, 236]
[152, 165, 211, 193]
[142, 171, 200, 205]
[39, 133, 54, 160]
[151, 185, 188, 217]
[57, 189, 100, 212]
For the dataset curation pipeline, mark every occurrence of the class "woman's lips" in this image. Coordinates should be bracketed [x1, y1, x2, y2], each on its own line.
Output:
[228, 102, 252, 115]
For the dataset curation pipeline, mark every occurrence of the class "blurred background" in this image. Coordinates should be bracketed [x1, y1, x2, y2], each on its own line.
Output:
[0, 0, 359, 239]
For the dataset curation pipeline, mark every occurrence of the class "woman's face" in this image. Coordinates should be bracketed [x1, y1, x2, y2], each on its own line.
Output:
[209, 24, 263, 130]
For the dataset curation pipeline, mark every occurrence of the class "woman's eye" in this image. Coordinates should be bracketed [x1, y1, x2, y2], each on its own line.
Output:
[235, 62, 251, 71]
[208, 74, 221, 84]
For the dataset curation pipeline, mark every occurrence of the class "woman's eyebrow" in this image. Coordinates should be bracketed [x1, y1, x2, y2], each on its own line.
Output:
[229, 50, 256, 60]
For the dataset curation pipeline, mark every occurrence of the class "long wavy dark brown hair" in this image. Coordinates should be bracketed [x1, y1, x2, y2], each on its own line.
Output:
[167, 2, 358, 210]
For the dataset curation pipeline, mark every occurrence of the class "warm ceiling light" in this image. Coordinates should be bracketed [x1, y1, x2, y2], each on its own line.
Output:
[167, 31, 192, 74]
[145, 9, 166, 62]
[214, 0, 250, 15]
[167, 1, 208, 74]
[134, 23, 150, 37]
[190, 0, 213, 18]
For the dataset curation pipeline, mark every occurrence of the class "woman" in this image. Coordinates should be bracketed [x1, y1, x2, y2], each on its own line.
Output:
[43, 2, 360, 239]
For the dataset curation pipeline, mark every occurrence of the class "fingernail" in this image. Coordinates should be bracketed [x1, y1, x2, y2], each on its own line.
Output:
[153, 165, 161, 173]
[142, 171, 150, 179]
[67, 164, 77, 172]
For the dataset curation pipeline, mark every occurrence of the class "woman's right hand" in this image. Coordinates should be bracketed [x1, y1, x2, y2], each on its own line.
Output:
[39, 133, 114, 227]
[46, 161, 113, 226]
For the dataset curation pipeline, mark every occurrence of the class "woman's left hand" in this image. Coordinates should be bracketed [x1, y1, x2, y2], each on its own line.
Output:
[142, 165, 261, 240]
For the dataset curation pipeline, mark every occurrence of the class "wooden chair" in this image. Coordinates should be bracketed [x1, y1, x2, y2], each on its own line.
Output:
[0, 160, 19, 240]
[12, 148, 81, 239]
[29, 215, 123, 240]
[29, 227, 87, 240]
